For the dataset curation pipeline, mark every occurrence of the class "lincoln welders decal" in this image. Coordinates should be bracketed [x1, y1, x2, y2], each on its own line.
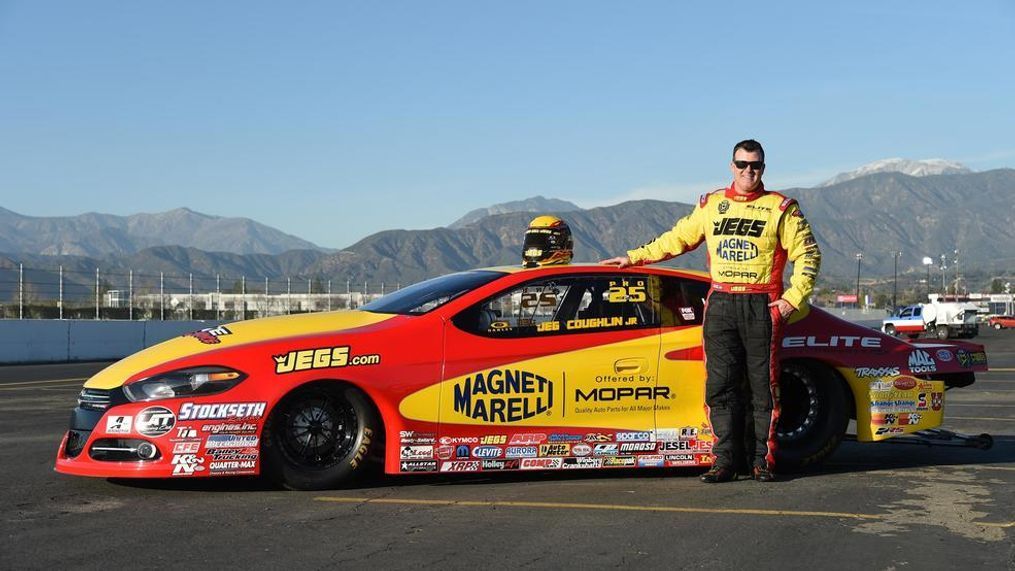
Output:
[452, 369, 554, 423]
[274, 346, 381, 374]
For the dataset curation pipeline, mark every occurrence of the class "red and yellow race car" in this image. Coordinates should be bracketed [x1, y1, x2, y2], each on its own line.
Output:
[55, 264, 989, 489]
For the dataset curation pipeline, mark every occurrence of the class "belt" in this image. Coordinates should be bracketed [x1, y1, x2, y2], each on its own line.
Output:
[710, 282, 782, 294]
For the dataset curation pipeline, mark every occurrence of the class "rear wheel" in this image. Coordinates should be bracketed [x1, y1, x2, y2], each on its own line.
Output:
[884, 324, 896, 336]
[261, 384, 381, 490]
[775, 361, 850, 471]
[936, 325, 950, 340]
[995, 323, 1003, 330]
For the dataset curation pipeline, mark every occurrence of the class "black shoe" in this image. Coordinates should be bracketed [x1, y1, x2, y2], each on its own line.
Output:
[700, 466, 736, 483]
[751, 466, 776, 482]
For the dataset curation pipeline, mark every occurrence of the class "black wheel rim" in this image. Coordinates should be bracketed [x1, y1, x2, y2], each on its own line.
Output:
[776, 368, 819, 442]
[277, 392, 358, 469]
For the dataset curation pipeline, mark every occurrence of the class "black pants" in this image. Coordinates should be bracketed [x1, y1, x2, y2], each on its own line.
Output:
[703, 291, 782, 471]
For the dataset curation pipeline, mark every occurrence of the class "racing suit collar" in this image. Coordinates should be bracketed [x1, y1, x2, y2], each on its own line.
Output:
[725, 181, 766, 202]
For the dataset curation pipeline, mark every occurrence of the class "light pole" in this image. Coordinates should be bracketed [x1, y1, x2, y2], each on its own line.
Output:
[953, 249, 960, 297]
[891, 250, 903, 310]
[922, 257, 933, 300]
[855, 252, 863, 309]
[939, 254, 947, 295]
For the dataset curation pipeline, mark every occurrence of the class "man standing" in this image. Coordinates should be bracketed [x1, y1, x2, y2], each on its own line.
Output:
[601, 139, 821, 483]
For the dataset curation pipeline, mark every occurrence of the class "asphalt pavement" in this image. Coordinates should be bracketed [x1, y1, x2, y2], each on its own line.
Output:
[2, 330, 1013, 569]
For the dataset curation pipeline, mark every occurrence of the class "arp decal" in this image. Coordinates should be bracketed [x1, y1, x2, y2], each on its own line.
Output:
[273, 346, 381, 374]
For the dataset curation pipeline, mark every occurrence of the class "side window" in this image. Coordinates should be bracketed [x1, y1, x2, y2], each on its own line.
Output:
[900, 308, 913, 318]
[654, 275, 709, 327]
[453, 275, 656, 337]
[913, 307, 921, 317]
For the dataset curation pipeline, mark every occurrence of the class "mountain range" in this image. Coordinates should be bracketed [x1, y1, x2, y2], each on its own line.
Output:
[1, 167, 1013, 293]
[819, 158, 971, 186]
[0, 207, 325, 257]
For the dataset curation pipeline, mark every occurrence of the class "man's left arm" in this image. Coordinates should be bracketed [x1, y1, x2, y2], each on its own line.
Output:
[778, 203, 822, 311]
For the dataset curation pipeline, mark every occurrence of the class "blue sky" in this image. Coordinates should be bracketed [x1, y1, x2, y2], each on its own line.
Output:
[1, 1, 1013, 249]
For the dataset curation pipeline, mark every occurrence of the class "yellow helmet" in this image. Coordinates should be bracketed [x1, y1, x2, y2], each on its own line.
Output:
[522, 215, 573, 267]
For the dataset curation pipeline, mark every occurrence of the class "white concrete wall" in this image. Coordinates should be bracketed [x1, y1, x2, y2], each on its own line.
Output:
[0, 320, 225, 364]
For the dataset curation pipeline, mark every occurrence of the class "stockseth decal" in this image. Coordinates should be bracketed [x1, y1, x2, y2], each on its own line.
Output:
[452, 368, 554, 423]
[178, 402, 266, 421]
[136, 406, 175, 437]
[274, 346, 381, 374]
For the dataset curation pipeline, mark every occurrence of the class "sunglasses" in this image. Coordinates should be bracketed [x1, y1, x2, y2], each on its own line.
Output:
[733, 160, 765, 170]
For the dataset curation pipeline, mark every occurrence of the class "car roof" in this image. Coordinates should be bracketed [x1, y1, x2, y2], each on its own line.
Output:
[478, 263, 710, 280]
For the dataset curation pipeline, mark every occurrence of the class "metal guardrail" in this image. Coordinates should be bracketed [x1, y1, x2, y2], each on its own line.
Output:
[0, 263, 393, 320]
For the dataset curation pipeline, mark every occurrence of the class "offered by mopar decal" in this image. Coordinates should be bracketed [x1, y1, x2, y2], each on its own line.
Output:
[178, 402, 266, 421]
[136, 406, 176, 437]
[452, 369, 554, 423]
[274, 346, 381, 374]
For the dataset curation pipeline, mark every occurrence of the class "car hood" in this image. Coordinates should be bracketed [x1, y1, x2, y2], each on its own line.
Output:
[83, 310, 395, 390]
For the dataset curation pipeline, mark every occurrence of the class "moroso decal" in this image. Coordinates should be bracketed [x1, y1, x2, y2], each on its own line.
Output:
[274, 346, 381, 374]
[452, 369, 554, 423]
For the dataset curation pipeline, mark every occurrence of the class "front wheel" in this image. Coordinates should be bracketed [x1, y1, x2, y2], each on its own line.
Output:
[775, 361, 851, 471]
[884, 324, 896, 336]
[936, 325, 950, 340]
[995, 323, 1003, 330]
[261, 385, 381, 491]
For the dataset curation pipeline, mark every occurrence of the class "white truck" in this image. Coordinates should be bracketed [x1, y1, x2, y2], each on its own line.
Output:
[882, 295, 979, 340]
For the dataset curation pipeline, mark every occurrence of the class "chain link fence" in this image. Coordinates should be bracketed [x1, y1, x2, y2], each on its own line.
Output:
[0, 264, 398, 320]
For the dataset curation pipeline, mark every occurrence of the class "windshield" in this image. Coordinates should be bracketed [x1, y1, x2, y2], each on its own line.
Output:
[361, 270, 505, 315]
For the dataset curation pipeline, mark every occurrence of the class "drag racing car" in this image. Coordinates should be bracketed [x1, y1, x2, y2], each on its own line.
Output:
[56, 264, 989, 489]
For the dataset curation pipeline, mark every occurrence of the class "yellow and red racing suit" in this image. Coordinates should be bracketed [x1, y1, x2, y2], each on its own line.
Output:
[627, 182, 821, 471]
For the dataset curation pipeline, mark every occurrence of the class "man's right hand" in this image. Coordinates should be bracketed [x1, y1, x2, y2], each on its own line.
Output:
[600, 256, 632, 268]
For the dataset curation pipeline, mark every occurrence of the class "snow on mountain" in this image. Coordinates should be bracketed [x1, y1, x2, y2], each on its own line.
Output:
[819, 158, 971, 187]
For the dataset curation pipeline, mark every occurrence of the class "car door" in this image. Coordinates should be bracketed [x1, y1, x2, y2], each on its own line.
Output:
[649, 273, 714, 464]
[437, 273, 661, 463]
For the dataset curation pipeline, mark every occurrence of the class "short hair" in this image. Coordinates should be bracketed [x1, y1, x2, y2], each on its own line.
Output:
[733, 139, 765, 162]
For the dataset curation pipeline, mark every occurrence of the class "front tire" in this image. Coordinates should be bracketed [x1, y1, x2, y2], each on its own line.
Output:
[936, 325, 950, 340]
[261, 384, 381, 491]
[884, 324, 896, 336]
[995, 323, 1003, 330]
[775, 361, 850, 471]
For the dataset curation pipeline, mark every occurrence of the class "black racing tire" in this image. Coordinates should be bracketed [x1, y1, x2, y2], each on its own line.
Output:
[884, 324, 896, 336]
[774, 361, 851, 471]
[261, 384, 381, 491]
[936, 325, 950, 340]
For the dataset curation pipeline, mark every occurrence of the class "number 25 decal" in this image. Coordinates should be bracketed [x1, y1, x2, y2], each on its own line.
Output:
[608, 285, 646, 303]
